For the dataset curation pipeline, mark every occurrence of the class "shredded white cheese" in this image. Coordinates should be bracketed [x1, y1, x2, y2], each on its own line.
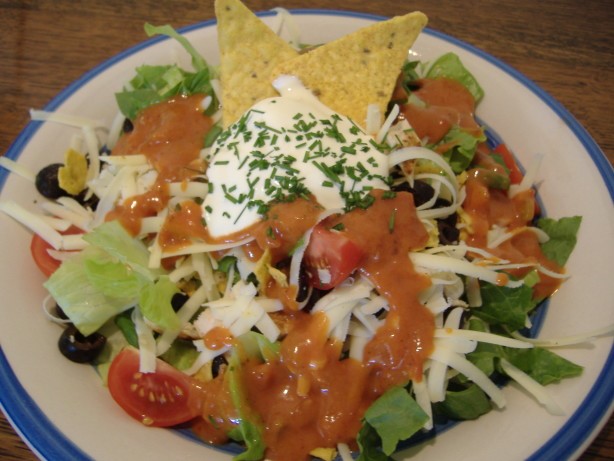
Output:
[0, 156, 36, 182]
[0, 200, 63, 249]
[410, 252, 523, 288]
[132, 308, 157, 373]
[500, 358, 564, 415]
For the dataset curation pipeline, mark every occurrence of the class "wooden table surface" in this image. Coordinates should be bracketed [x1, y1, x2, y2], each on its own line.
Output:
[0, 0, 612, 459]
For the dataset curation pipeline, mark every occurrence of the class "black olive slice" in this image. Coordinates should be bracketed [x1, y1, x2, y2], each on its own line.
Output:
[58, 325, 106, 363]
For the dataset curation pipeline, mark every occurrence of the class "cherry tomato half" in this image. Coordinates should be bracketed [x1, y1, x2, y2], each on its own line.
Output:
[493, 143, 523, 185]
[30, 233, 61, 278]
[107, 348, 202, 427]
[30, 226, 82, 277]
[304, 224, 364, 290]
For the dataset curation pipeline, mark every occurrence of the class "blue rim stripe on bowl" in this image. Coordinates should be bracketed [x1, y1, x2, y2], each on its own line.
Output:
[0, 349, 91, 460]
[0, 9, 612, 461]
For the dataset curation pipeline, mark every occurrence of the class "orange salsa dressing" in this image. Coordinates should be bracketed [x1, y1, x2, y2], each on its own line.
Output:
[327, 190, 433, 391]
[399, 76, 563, 299]
[112, 94, 211, 182]
[463, 176, 564, 299]
[107, 95, 212, 245]
[194, 191, 433, 461]
[105, 78, 563, 460]
[401, 77, 482, 145]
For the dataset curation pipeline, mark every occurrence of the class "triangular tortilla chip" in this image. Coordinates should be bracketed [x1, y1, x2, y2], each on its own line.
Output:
[215, 0, 299, 127]
[272, 12, 428, 129]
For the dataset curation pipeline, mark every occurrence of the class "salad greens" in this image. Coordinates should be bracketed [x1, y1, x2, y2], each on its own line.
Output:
[401, 51, 488, 176]
[63, 29, 585, 459]
[425, 52, 485, 102]
[361, 386, 429, 457]
[1, 14, 593, 461]
[473, 283, 536, 331]
[439, 125, 487, 174]
[115, 23, 217, 120]
[44, 220, 167, 335]
[538, 216, 582, 266]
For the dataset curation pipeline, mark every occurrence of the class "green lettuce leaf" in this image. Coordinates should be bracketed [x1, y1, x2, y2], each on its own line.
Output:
[82, 221, 159, 281]
[44, 221, 164, 336]
[114, 309, 139, 348]
[363, 386, 429, 456]
[226, 340, 267, 461]
[116, 65, 216, 120]
[464, 317, 503, 377]
[139, 275, 180, 331]
[236, 331, 280, 363]
[94, 323, 130, 385]
[84, 253, 147, 300]
[44, 248, 138, 336]
[113, 23, 216, 120]
[426, 52, 484, 102]
[501, 347, 583, 385]
[437, 125, 487, 174]
[115, 88, 162, 121]
[227, 420, 266, 461]
[144, 23, 208, 72]
[473, 282, 536, 331]
[435, 384, 492, 420]
[464, 317, 583, 389]
[160, 339, 200, 371]
[537, 216, 582, 266]
[356, 423, 392, 461]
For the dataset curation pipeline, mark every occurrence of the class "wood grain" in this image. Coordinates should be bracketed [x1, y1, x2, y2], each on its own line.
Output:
[0, 0, 612, 459]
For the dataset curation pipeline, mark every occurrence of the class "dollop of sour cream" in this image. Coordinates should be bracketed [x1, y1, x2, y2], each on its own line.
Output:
[203, 75, 390, 238]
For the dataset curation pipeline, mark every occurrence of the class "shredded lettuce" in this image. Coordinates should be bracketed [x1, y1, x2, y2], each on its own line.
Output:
[222, 333, 278, 460]
[82, 220, 160, 280]
[501, 347, 583, 385]
[360, 386, 429, 457]
[115, 24, 216, 120]
[436, 125, 487, 174]
[426, 52, 484, 102]
[139, 275, 181, 331]
[434, 384, 492, 420]
[44, 249, 138, 336]
[44, 221, 164, 335]
[472, 282, 536, 332]
[83, 251, 148, 300]
[115, 64, 217, 120]
[237, 331, 280, 363]
[144, 23, 208, 72]
[114, 309, 139, 348]
[537, 216, 582, 266]
[160, 339, 200, 371]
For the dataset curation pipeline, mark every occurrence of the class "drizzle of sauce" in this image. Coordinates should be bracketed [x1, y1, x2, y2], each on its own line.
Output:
[400, 77, 562, 299]
[244, 312, 371, 461]
[328, 190, 433, 390]
[112, 94, 211, 182]
[158, 200, 209, 251]
[107, 95, 211, 237]
[203, 326, 235, 351]
[400, 77, 481, 145]
[463, 176, 563, 298]
[252, 198, 323, 264]
[193, 191, 433, 461]
[105, 183, 169, 236]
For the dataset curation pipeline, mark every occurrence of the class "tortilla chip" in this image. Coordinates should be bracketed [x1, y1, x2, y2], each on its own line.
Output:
[271, 12, 428, 129]
[215, 0, 299, 127]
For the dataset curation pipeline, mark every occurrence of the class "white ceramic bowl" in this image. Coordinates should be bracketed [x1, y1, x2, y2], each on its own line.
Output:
[0, 10, 612, 461]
